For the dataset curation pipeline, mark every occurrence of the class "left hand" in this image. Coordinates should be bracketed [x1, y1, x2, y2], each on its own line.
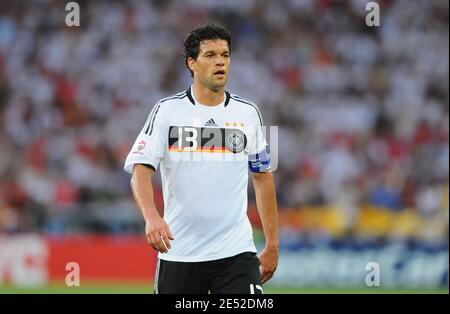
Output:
[258, 245, 278, 284]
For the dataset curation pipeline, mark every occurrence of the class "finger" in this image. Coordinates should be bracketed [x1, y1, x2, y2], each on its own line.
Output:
[145, 233, 152, 246]
[259, 266, 269, 282]
[160, 232, 171, 250]
[154, 233, 168, 253]
[149, 233, 164, 253]
[262, 273, 273, 284]
[264, 265, 277, 283]
[165, 226, 174, 240]
[261, 270, 273, 284]
[146, 233, 158, 251]
[148, 233, 158, 251]
[158, 233, 169, 251]
[261, 271, 269, 284]
[260, 264, 275, 283]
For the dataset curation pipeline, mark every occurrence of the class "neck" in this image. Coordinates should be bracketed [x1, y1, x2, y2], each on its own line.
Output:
[192, 81, 224, 106]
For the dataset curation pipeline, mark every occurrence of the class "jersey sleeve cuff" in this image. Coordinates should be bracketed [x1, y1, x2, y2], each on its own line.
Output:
[124, 159, 158, 174]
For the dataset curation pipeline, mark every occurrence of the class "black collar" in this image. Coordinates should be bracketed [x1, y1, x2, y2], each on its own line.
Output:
[186, 87, 230, 107]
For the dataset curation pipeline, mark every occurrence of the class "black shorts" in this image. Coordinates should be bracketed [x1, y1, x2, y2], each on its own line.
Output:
[154, 252, 263, 294]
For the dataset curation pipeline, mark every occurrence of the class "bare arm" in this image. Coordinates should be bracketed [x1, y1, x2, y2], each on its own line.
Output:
[251, 171, 279, 284]
[130, 164, 174, 253]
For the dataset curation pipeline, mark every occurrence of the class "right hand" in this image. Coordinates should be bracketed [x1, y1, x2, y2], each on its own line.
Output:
[145, 215, 174, 253]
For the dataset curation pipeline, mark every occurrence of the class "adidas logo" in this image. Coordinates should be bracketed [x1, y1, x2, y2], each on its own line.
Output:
[204, 118, 218, 127]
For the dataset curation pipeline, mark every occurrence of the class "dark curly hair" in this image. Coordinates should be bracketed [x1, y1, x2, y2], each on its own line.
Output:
[183, 23, 232, 77]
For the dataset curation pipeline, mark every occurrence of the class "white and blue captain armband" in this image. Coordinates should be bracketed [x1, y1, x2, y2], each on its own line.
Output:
[248, 146, 271, 172]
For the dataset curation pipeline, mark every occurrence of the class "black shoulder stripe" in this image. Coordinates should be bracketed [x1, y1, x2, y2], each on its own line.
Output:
[144, 103, 159, 134]
[147, 103, 161, 135]
[231, 94, 259, 108]
[230, 95, 263, 126]
[160, 91, 186, 101]
[144, 93, 187, 134]
[160, 93, 186, 103]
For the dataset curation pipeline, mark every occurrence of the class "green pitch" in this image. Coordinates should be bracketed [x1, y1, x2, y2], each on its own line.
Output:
[0, 282, 447, 294]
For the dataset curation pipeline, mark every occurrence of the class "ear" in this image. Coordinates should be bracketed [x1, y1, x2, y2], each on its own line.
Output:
[187, 57, 196, 74]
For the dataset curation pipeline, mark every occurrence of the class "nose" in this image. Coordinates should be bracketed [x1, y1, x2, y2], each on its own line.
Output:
[215, 55, 225, 66]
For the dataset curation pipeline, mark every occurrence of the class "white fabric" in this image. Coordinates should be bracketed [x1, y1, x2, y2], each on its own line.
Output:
[124, 86, 268, 262]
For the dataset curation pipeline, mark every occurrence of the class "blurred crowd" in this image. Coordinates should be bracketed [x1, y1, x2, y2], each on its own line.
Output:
[0, 0, 448, 246]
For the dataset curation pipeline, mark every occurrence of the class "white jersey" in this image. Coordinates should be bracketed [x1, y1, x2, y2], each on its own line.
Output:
[124, 86, 271, 262]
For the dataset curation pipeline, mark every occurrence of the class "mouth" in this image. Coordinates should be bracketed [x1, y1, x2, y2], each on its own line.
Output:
[214, 70, 226, 77]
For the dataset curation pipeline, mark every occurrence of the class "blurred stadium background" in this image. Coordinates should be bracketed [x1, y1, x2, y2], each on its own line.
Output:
[0, 0, 448, 293]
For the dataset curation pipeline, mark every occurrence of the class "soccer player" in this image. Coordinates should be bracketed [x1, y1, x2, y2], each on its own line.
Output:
[124, 23, 278, 294]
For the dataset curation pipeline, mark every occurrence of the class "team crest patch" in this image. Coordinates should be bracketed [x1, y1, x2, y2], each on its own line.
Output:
[137, 140, 146, 150]
[225, 129, 246, 153]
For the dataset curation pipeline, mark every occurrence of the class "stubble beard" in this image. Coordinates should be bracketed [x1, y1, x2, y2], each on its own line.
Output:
[207, 74, 227, 92]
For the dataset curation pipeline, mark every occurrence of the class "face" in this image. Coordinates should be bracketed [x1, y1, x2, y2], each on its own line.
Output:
[188, 39, 230, 91]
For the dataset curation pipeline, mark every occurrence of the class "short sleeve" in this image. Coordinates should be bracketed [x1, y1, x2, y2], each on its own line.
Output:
[123, 102, 167, 174]
[248, 106, 271, 173]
